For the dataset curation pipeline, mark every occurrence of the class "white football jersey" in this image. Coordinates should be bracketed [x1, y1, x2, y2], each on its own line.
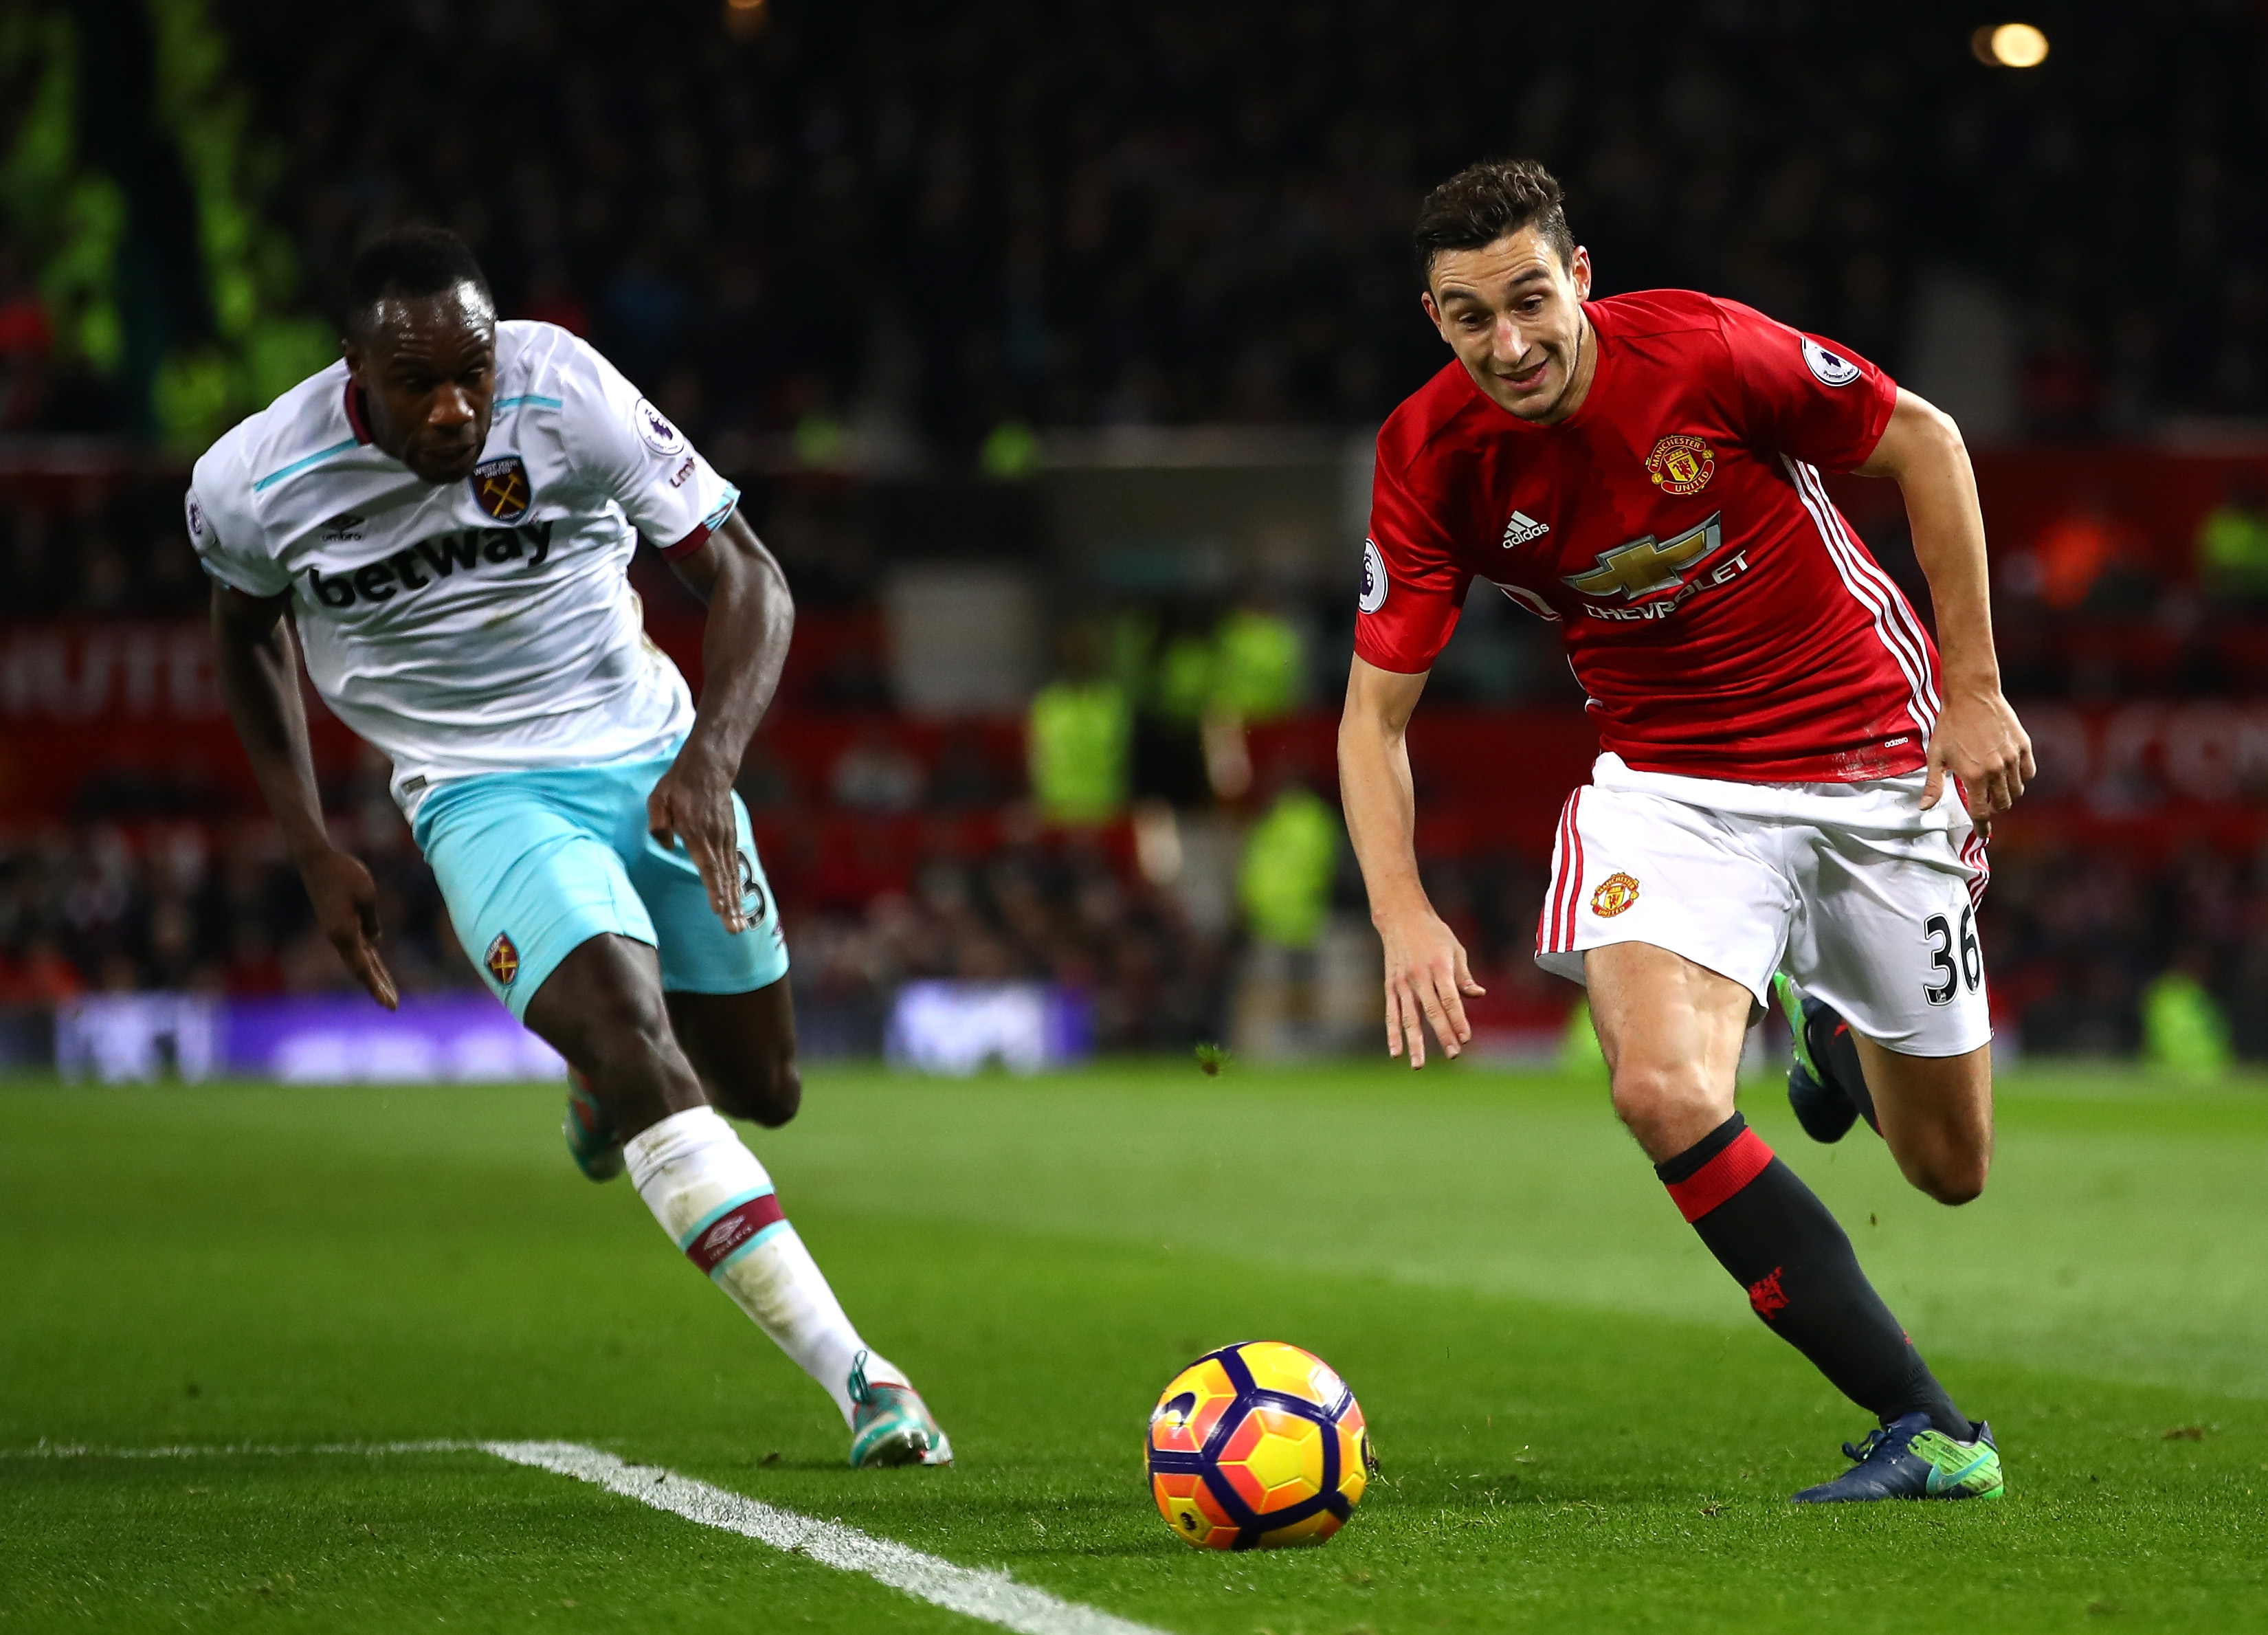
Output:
[188, 321, 737, 815]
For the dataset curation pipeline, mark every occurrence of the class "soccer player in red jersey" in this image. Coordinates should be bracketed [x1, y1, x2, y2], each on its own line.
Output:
[1339, 160, 2033, 1502]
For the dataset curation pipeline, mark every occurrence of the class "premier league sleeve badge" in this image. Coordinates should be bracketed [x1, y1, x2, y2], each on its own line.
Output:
[469, 454, 532, 523]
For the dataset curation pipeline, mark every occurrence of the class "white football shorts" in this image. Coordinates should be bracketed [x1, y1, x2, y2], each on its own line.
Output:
[1534, 754, 1991, 1057]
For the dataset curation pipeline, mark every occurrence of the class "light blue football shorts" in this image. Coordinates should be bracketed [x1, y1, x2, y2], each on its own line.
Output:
[411, 753, 788, 1020]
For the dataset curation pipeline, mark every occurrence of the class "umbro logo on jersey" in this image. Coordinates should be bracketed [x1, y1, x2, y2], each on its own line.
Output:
[307, 521, 555, 609]
[321, 512, 365, 540]
[1500, 511, 1550, 548]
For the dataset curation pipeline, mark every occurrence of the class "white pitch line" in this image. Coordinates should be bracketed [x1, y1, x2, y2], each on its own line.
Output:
[5, 1439, 1170, 1635]
[484, 1441, 1167, 1635]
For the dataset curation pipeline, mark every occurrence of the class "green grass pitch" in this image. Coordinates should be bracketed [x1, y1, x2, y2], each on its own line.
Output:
[6, 1059, 2268, 1632]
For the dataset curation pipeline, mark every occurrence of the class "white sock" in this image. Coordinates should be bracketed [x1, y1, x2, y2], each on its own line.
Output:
[624, 1106, 907, 1425]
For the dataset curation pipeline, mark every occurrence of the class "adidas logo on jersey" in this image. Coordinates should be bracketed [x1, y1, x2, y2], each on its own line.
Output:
[1501, 511, 1550, 548]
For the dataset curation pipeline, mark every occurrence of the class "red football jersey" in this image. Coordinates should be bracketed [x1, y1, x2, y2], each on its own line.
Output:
[1357, 290, 1939, 783]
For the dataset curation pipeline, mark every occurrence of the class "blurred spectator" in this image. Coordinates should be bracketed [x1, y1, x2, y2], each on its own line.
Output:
[2197, 483, 2268, 606]
[2140, 950, 2233, 1078]
[1027, 626, 1131, 827]
[1212, 596, 1305, 725]
[1237, 783, 1339, 950]
[2019, 498, 2154, 614]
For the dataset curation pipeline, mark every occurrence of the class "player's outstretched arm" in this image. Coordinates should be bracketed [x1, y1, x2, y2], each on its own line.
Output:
[645, 511, 795, 933]
[1338, 654, 1483, 1069]
[1856, 388, 2036, 820]
[208, 582, 398, 1010]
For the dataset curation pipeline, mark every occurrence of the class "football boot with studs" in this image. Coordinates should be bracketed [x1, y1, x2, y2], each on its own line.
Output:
[847, 1351, 953, 1468]
[1791, 1411, 2003, 1503]
[1775, 972, 1878, 1144]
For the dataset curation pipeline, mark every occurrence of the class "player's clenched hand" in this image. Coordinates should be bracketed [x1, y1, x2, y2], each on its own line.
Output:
[300, 847, 398, 1010]
[1922, 683, 2035, 821]
[1377, 906, 1485, 1069]
[649, 746, 747, 934]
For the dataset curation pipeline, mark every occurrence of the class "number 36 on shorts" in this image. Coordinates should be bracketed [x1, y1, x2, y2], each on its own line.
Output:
[1923, 906, 1983, 1007]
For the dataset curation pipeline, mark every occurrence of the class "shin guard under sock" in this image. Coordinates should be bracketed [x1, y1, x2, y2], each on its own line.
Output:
[625, 1106, 907, 1426]
[1656, 1112, 1964, 1436]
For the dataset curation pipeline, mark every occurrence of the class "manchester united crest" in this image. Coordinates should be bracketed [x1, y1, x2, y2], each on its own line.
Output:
[1645, 435, 1715, 498]
[469, 454, 531, 523]
[485, 932, 520, 986]
[1590, 872, 1641, 917]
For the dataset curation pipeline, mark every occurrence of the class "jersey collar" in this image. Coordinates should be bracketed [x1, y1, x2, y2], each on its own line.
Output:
[342, 378, 375, 446]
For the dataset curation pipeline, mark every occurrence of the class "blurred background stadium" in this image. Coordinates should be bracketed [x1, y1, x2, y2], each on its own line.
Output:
[3, 0, 2266, 1082]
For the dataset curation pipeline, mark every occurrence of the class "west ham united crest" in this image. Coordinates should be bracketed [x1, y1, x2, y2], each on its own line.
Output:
[485, 932, 520, 987]
[470, 454, 531, 523]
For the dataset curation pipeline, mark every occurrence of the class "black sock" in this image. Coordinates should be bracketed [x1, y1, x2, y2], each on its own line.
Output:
[1656, 1113, 1965, 1436]
[1808, 1009, 1880, 1134]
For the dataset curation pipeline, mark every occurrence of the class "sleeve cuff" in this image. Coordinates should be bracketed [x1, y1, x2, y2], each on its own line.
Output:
[658, 485, 740, 560]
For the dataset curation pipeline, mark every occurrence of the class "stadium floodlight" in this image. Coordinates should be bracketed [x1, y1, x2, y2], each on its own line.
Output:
[1972, 22, 2049, 67]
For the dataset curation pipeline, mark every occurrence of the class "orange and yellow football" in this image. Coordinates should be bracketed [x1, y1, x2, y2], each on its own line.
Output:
[1146, 1340, 1375, 1550]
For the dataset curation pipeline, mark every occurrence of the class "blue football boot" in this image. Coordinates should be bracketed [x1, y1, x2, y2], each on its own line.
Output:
[846, 1352, 953, 1468]
[1791, 1411, 2003, 1502]
[1775, 973, 1878, 1144]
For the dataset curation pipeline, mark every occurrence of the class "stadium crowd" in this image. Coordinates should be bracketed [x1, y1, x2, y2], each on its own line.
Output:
[6, 452, 2268, 1062]
[5, 2, 2268, 1065]
[3, 0, 2247, 448]
[0, 806, 1245, 1060]
[8, 787, 2268, 1063]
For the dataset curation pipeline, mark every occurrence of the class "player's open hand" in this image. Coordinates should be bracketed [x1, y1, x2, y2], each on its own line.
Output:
[1922, 682, 2035, 822]
[1378, 907, 1485, 1069]
[649, 746, 747, 935]
[301, 847, 398, 1010]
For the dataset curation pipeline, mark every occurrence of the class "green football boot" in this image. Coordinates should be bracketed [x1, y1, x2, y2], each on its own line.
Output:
[847, 1352, 953, 1468]
[1792, 1412, 2004, 1502]
[563, 1067, 625, 1182]
[1775, 972, 1878, 1143]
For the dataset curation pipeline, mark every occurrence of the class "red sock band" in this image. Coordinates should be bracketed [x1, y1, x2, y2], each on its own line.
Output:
[1664, 1128, 1775, 1222]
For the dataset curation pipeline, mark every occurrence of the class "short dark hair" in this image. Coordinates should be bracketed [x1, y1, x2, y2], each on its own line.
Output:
[1414, 159, 1575, 282]
[344, 226, 492, 337]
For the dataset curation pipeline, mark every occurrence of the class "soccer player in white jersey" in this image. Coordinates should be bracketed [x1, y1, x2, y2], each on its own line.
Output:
[188, 227, 949, 1467]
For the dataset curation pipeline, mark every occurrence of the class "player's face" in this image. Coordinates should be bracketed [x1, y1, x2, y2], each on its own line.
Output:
[1422, 230, 1594, 423]
[344, 285, 498, 485]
